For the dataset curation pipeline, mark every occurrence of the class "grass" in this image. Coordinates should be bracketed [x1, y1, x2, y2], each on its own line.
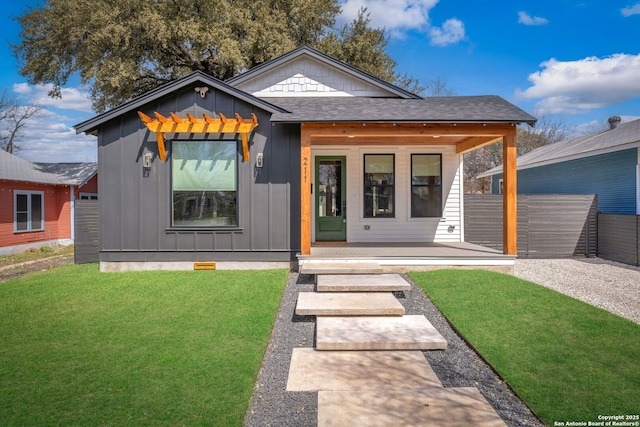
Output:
[409, 269, 640, 426]
[0, 264, 288, 426]
[0, 244, 74, 268]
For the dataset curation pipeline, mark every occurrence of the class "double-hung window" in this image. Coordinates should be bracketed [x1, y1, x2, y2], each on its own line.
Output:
[364, 154, 394, 218]
[172, 140, 237, 227]
[14, 191, 44, 232]
[411, 154, 442, 217]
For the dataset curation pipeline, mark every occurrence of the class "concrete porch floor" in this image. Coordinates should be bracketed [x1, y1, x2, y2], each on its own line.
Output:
[298, 242, 516, 273]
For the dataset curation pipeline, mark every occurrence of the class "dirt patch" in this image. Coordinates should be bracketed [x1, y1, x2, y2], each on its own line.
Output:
[0, 246, 75, 282]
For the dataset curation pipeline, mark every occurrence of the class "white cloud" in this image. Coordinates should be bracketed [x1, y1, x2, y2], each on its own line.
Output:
[12, 83, 92, 113]
[428, 18, 465, 46]
[7, 107, 96, 163]
[338, 0, 465, 44]
[621, 3, 640, 16]
[518, 54, 640, 114]
[518, 11, 549, 26]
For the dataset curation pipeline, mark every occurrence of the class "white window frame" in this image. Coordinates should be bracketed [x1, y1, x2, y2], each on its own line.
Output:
[14, 190, 45, 232]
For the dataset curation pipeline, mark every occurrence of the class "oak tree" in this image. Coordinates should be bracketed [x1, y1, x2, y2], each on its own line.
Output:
[13, 0, 418, 112]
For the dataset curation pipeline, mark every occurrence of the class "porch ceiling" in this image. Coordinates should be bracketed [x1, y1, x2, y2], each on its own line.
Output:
[301, 122, 513, 154]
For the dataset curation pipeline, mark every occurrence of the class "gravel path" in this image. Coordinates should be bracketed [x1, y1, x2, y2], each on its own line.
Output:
[514, 257, 640, 325]
[244, 273, 543, 427]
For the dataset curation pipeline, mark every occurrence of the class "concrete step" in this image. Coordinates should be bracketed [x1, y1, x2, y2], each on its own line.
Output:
[317, 274, 411, 292]
[295, 292, 405, 316]
[299, 261, 383, 275]
[316, 315, 447, 351]
[318, 387, 507, 427]
[286, 348, 442, 392]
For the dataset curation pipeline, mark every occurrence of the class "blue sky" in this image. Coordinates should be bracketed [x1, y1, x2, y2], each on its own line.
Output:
[2, 0, 640, 162]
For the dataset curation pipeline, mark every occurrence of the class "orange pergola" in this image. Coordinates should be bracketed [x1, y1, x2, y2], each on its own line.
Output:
[138, 111, 258, 161]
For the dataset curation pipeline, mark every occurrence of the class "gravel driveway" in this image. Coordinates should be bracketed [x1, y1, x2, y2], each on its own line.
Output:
[514, 257, 640, 325]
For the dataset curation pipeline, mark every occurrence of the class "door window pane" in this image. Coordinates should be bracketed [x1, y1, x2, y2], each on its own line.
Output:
[318, 160, 343, 218]
[364, 154, 394, 218]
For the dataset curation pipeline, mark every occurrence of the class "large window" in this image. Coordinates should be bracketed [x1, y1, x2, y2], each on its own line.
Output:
[14, 191, 44, 232]
[411, 154, 442, 217]
[364, 154, 394, 218]
[172, 140, 237, 227]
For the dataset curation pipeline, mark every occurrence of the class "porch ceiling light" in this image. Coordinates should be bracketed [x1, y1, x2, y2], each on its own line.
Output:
[138, 111, 259, 161]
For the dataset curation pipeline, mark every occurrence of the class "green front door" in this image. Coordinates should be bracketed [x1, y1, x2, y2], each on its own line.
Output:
[315, 156, 346, 241]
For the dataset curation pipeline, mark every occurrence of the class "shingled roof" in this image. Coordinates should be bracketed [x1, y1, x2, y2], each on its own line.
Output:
[264, 96, 537, 124]
[478, 117, 640, 177]
[0, 150, 96, 186]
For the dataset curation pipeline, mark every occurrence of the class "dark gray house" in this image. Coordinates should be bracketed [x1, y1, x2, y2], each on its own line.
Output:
[75, 46, 536, 271]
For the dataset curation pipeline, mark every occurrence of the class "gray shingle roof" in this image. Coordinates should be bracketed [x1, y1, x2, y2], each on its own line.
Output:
[0, 150, 63, 184]
[34, 162, 97, 186]
[0, 150, 97, 185]
[264, 96, 537, 124]
[478, 117, 640, 177]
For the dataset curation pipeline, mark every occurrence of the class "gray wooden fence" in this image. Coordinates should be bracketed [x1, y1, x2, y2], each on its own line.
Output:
[74, 200, 99, 264]
[464, 194, 598, 257]
[598, 214, 640, 266]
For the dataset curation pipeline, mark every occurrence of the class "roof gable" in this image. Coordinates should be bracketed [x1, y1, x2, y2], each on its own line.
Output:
[479, 118, 640, 177]
[227, 46, 420, 99]
[75, 71, 287, 135]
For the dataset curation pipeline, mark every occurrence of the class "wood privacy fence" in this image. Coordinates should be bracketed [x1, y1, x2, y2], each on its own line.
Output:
[74, 200, 99, 264]
[464, 194, 598, 257]
[598, 214, 640, 266]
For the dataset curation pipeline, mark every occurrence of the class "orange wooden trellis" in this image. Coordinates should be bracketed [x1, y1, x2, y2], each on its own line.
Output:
[138, 111, 258, 161]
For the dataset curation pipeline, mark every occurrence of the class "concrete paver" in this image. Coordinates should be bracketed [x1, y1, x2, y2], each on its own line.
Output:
[299, 261, 384, 275]
[286, 348, 442, 392]
[316, 315, 447, 350]
[316, 274, 411, 292]
[318, 387, 508, 427]
[295, 292, 405, 316]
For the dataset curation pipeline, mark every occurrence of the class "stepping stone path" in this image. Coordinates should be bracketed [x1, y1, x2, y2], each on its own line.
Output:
[289, 261, 507, 426]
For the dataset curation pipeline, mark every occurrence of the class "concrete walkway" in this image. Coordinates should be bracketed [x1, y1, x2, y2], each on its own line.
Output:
[286, 264, 508, 426]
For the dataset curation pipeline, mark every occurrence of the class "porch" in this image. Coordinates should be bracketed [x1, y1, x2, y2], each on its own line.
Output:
[297, 241, 516, 274]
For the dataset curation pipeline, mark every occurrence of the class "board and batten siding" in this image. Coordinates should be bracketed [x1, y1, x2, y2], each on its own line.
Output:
[97, 85, 300, 262]
[491, 148, 638, 214]
[311, 145, 462, 243]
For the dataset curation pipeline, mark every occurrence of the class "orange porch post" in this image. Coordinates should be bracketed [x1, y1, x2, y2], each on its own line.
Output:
[300, 125, 312, 255]
[502, 130, 517, 255]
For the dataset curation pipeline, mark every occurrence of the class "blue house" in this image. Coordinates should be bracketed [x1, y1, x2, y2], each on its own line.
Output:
[479, 117, 640, 214]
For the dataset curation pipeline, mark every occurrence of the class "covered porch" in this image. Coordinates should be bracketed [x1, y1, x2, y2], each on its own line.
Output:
[297, 241, 516, 273]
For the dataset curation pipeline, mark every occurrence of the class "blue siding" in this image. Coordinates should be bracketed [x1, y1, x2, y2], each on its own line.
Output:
[491, 148, 638, 214]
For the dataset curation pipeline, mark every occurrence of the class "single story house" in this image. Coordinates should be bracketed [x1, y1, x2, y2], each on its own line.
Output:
[74, 46, 536, 271]
[0, 150, 97, 255]
[478, 117, 640, 214]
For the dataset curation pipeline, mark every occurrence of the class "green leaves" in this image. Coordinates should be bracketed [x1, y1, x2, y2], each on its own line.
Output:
[13, 0, 416, 112]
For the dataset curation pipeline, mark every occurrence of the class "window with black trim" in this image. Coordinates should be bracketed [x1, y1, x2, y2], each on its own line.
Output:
[364, 154, 394, 217]
[411, 154, 442, 217]
[14, 191, 44, 232]
[172, 140, 237, 227]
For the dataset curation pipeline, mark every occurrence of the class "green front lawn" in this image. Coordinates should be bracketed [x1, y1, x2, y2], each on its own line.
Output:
[0, 264, 288, 426]
[409, 269, 640, 426]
